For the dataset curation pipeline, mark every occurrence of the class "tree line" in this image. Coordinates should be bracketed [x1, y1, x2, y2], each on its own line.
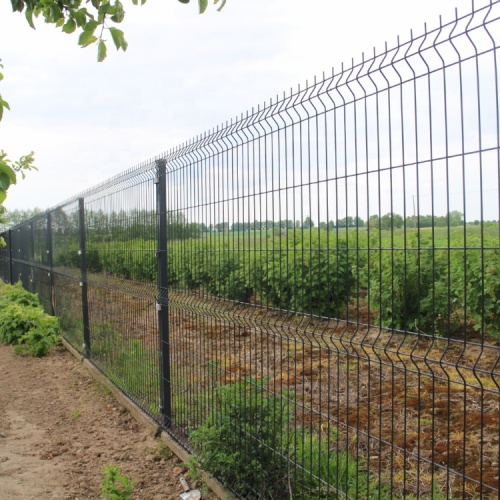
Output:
[2, 207, 498, 242]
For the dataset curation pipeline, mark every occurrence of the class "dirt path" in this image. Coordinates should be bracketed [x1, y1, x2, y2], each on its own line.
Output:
[0, 344, 215, 500]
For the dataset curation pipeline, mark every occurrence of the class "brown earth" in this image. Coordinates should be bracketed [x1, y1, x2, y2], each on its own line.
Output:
[0, 343, 217, 500]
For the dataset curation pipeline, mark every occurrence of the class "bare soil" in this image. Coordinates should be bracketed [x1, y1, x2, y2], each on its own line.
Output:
[0, 343, 216, 500]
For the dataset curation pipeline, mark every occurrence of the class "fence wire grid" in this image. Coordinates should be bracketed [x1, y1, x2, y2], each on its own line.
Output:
[1, 1, 500, 498]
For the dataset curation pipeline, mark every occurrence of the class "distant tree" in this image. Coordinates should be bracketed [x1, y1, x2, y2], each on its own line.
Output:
[366, 214, 380, 229]
[302, 216, 314, 229]
[447, 210, 464, 226]
[380, 212, 404, 230]
[215, 222, 230, 232]
[0, 207, 44, 231]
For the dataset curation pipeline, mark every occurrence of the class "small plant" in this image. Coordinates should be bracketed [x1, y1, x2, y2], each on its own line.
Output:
[150, 441, 173, 460]
[100, 465, 135, 500]
[71, 409, 80, 420]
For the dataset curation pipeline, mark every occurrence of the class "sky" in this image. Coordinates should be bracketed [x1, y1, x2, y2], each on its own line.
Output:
[0, 0, 475, 212]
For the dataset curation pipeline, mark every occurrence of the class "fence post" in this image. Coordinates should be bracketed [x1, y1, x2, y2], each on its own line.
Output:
[29, 222, 35, 292]
[8, 229, 13, 285]
[155, 158, 172, 428]
[46, 212, 55, 316]
[78, 198, 91, 358]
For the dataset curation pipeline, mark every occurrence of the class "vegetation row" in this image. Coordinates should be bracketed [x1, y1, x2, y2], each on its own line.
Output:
[53, 224, 500, 340]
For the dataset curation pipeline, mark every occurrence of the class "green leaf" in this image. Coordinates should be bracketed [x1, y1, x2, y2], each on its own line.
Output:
[109, 27, 128, 51]
[110, 0, 124, 23]
[25, 9, 36, 29]
[55, 17, 64, 27]
[97, 39, 107, 62]
[0, 173, 10, 192]
[0, 162, 17, 185]
[178, 0, 190, 3]
[0, 98, 11, 122]
[84, 20, 99, 35]
[216, 0, 226, 11]
[62, 18, 76, 33]
[0, 190, 6, 205]
[73, 9, 87, 27]
[11, 0, 24, 13]
[80, 31, 97, 47]
[79, 30, 97, 47]
[198, 0, 207, 11]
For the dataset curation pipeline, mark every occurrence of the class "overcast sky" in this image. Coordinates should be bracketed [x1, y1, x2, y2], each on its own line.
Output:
[0, 0, 470, 211]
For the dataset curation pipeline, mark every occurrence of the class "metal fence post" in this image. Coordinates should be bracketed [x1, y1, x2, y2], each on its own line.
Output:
[8, 229, 13, 285]
[29, 222, 35, 292]
[78, 198, 91, 358]
[46, 212, 55, 316]
[155, 158, 172, 428]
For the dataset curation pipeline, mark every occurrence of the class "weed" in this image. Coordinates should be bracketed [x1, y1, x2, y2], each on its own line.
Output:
[71, 409, 80, 420]
[150, 441, 173, 460]
[93, 379, 113, 399]
[100, 465, 135, 500]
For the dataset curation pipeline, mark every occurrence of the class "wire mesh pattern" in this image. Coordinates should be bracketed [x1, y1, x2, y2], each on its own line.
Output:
[1, 1, 500, 497]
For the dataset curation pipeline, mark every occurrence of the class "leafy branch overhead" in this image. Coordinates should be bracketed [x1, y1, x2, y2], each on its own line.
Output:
[0, 0, 224, 210]
[10, 0, 227, 62]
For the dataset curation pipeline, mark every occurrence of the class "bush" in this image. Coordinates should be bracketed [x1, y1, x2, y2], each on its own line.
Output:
[190, 378, 380, 498]
[258, 237, 353, 317]
[189, 378, 291, 498]
[449, 234, 500, 338]
[0, 281, 40, 308]
[0, 283, 60, 356]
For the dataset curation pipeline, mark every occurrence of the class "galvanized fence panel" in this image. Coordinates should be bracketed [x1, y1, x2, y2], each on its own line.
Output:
[0, 1, 499, 498]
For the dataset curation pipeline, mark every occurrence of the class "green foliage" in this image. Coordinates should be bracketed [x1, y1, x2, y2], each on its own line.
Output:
[0, 281, 40, 307]
[92, 323, 160, 416]
[0, 282, 60, 356]
[0, 148, 36, 206]
[259, 232, 353, 317]
[190, 378, 291, 498]
[449, 234, 500, 338]
[190, 378, 380, 498]
[180, 243, 253, 301]
[10, 0, 227, 64]
[100, 465, 135, 500]
[368, 230, 500, 338]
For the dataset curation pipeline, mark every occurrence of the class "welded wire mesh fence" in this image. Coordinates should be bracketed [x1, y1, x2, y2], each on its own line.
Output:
[1, 1, 500, 497]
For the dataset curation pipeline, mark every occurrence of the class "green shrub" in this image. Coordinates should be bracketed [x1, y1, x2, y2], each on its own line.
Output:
[0, 281, 40, 308]
[190, 378, 291, 498]
[0, 283, 60, 356]
[190, 379, 380, 499]
[179, 243, 254, 302]
[449, 234, 500, 338]
[258, 239, 353, 317]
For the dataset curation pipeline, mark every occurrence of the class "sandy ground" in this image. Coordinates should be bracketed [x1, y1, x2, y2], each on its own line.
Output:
[0, 343, 216, 500]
